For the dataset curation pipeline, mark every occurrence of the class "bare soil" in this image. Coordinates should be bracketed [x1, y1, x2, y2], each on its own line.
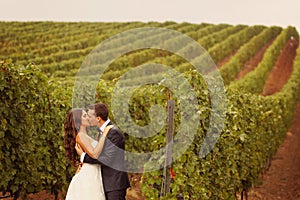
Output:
[262, 38, 299, 96]
[247, 101, 300, 200]
[236, 39, 274, 80]
[246, 38, 300, 200]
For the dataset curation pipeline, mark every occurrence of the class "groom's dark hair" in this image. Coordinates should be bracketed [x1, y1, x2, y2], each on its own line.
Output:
[88, 103, 108, 121]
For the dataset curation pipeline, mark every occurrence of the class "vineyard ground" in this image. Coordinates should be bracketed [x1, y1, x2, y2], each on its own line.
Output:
[236, 39, 274, 80]
[246, 38, 300, 199]
[247, 96, 300, 200]
[5, 39, 300, 200]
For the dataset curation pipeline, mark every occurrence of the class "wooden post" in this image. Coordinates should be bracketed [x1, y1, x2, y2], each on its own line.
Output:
[163, 100, 174, 196]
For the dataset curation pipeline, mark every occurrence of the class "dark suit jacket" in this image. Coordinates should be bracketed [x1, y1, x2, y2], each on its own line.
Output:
[83, 122, 130, 192]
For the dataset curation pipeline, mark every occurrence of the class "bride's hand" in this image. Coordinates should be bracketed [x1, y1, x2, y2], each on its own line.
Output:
[75, 143, 83, 156]
[75, 163, 82, 174]
[103, 125, 113, 136]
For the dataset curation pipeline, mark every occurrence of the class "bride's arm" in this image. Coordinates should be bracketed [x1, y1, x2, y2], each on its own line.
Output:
[76, 125, 113, 159]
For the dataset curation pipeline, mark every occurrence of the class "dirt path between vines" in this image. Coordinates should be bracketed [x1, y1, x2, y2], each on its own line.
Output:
[236, 39, 274, 80]
[262, 38, 299, 95]
[247, 38, 300, 200]
[247, 96, 300, 200]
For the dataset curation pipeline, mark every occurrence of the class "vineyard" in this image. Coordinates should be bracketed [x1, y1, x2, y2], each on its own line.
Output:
[1, 21, 300, 199]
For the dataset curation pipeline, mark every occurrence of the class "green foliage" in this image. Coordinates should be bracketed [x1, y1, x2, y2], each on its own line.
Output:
[0, 61, 71, 199]
[220, 26, 282, 84]
[0, 22, 300, 200]
[230, 26, 299, 93]
[208, 25, 266, 65]
[140, 59, 300, 198]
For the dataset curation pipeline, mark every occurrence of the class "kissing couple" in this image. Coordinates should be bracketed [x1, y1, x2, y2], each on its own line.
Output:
[64, 103, 130, 200]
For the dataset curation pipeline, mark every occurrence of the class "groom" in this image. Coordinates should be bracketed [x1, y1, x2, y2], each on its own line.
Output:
[77, 103, 130, 200]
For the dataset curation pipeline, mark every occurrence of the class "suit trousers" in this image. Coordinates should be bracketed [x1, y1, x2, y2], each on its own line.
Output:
[105, 189, 127, 200]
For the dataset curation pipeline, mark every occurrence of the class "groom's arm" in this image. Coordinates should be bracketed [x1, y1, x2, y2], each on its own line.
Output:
[81, 153, 101, 164]
[97, 128, 123, 166]
[76, 144, 101, 164]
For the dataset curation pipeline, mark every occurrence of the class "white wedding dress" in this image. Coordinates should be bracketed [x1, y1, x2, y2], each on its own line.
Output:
[66, 141, 105, 200]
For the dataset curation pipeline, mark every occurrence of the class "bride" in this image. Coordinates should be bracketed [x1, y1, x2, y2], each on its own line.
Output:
[64, 108, 112, 200]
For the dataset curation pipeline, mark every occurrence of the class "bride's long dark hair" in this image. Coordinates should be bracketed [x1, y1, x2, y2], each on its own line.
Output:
[64, 108, 83, 166]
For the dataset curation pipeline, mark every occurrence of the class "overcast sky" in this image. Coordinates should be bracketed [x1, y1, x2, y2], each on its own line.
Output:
[1, 0, 300, 31]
